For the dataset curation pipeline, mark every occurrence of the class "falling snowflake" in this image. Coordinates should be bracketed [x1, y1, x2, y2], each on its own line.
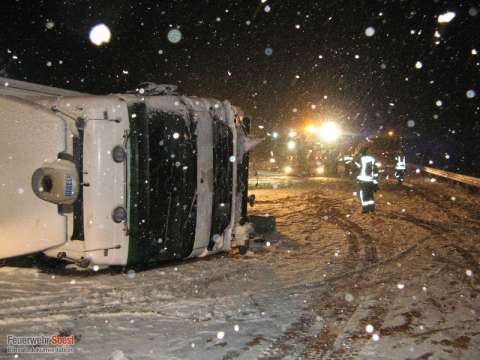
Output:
[127, 269, 136, 279]
[438, 11, 456, 24]
[89, 23, 111, 46]
[167, 29, 182, 44]
[365, 27, 375, 37]
[466, 89, 476, 99]
[415, 61, 423, 69]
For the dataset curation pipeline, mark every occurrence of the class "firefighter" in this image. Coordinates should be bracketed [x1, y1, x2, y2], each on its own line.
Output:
[394, 153, 406, 184]
[355, 147, 379, 213]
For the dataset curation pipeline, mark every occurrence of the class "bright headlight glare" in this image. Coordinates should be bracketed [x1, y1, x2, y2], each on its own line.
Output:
[319, 121, 341, 142]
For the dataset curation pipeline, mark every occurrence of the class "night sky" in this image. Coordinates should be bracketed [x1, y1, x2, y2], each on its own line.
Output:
[1, 0, 479, 175]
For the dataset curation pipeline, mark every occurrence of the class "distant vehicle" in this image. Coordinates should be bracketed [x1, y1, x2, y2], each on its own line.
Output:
[275, 136, 337, 177]
[367, 132, 402, 171]
[0, 79, 257, 266]
[351, 131, 402, 177]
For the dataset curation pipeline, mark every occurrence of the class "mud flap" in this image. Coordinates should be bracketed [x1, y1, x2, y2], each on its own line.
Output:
[248, 215, 276, 234]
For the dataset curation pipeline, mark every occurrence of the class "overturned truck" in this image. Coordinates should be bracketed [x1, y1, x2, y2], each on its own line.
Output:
[0, 80, 257, 266]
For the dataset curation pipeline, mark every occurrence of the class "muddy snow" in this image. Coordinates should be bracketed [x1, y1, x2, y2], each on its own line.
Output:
[1, 173, 480, 359]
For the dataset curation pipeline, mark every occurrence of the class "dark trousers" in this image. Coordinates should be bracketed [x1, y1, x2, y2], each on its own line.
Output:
[358, 181, 377, 213]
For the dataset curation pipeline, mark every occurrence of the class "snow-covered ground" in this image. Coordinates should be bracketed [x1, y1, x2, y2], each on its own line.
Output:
[1, 173, 480, 359]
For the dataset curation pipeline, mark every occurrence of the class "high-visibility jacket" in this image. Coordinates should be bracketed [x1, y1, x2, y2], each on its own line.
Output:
[356, 155, 379, 184]
[395, 156, 406, 170]
[343, 155, 353, 164]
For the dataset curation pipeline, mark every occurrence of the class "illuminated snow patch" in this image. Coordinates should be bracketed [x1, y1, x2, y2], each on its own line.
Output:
[438, 11, 456, 23]
[167, 29, 182, 44]
[89, 23, 111, 46]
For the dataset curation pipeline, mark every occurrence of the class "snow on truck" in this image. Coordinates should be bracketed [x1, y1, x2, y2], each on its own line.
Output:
[0, 79, 258, 267]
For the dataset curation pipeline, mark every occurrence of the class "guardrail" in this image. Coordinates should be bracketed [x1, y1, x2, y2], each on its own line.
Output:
[409, 163, 480, 188]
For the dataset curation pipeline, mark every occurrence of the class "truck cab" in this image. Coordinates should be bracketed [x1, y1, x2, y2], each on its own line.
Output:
[0, 80, 255, 266]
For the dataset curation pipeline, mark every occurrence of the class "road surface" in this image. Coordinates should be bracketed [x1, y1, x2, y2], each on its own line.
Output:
[1, 172, 479, 359]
